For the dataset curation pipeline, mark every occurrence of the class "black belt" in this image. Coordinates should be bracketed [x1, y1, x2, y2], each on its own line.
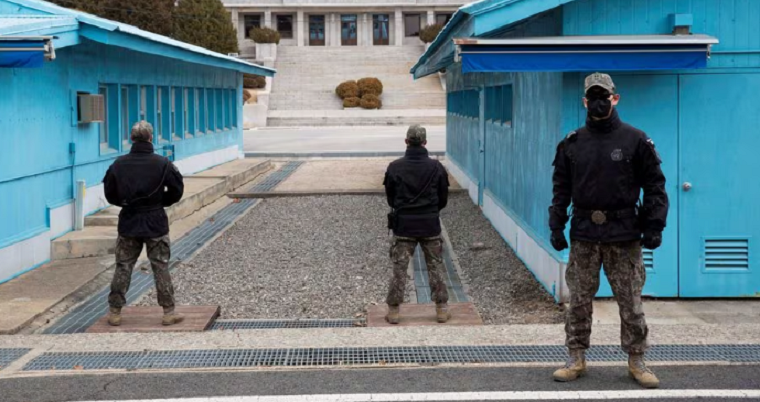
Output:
[122, 204, 164, 213]
[573, 208, 636, 225]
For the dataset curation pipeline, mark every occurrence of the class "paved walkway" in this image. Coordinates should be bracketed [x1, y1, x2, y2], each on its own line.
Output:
[244, 126, 446, 154]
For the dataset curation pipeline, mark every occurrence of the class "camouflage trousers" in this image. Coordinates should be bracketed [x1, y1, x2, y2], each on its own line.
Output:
[565, 240, 648, 354]
[108, 235, 175, 310]
[386, 235, 449, 306]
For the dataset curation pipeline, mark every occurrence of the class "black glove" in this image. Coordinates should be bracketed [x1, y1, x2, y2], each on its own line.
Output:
[550, 230, 568, 251]
[641, 231, 662, 250]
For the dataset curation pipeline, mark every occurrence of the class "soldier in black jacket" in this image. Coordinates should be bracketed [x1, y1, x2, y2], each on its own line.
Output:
[384, 125, 450, 324]
[550, 73, 668, 388]
[103, 121, 185, 327]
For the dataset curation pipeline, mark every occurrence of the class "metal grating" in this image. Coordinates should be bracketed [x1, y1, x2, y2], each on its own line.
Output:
[211, 319, 363, 330]
[23, 344, 760, 371]
[704, 238, 750, 270]
[413, 243, 468, 304]
[0, 348, 30, 369]
[44, 162, 303, 335]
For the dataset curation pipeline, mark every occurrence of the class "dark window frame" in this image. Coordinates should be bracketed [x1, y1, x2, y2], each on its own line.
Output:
[276, 14, 294, 39]
[404, 13, 421, 37]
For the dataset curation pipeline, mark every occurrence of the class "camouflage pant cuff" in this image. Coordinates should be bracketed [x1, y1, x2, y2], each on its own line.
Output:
[163, 306, 175, 315]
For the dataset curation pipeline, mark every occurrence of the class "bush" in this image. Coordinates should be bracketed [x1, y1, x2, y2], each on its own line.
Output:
[173, 0, 239, 54]
[243, 89, 252, 103]
[357, 77, 383, 96]
[343, 97, 361, 108]
[251, 27, 280, 44]
[243, 74, 266, 89]
[335, 80, 360, 99]
[360, 94, 382, 110]
[419, 23, 444, 44]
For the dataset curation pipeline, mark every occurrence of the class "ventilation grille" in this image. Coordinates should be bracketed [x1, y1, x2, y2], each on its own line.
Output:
[704, 239, 749, 270]
[643, 250, 654, 270]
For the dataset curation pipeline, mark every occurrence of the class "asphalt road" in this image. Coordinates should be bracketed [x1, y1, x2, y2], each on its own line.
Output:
[244, 126, 446, 154]
[2, 365, 760, 402]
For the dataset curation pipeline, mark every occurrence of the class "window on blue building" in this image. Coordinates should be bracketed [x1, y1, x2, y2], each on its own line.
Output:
[208, 88, 215, 132]
[140, 86, 147, 122]
[194, 88, 200, 135]
[216, 88, 224, 131]
[121, 86, 130, 147]
[501, 84, 513, 126]
[224, 89, 231, 129]
[172, 87, 183, 141]
[158, 86, 171, 142]
[231, 89, 237, 128]
[99, 86, 109, 146]
[183, 88, 190, 138]
[198, 88, 206, 135]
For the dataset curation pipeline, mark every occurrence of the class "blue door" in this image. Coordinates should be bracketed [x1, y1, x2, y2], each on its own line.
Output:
[678, 74, 760, 297]
[582, 74, 680, 298]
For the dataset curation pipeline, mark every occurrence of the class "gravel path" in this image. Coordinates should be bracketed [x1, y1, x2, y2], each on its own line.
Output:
[441, 194, 564, 325]
[136, 196, 411, 319]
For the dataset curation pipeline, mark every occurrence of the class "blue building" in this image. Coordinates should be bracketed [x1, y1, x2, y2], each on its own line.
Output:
[412, 0, 759, 300]
[0, 0, 274, 283]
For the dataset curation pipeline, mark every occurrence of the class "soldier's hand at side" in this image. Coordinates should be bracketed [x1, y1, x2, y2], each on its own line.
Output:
[641, 231, 662, 250]
[550, 230, 568, 251]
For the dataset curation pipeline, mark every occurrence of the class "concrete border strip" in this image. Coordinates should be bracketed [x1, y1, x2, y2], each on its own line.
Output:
[69, 390, 760, 401]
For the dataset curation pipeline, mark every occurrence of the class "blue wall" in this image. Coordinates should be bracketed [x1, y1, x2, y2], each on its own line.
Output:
[445, 9, 564, 255]
[564, 0, 760, 69]
[0, 38, 244, 249]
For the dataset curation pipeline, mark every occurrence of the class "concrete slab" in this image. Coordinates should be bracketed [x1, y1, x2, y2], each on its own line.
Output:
[86, 306, 220, 333]
[0, 257, 113, 334]
[367, 303, 483, 327]
[593, 300, 760, 325]
[244, 126, 446, 153]
[276, 159, 461, 192]
[51, 226, 118, 260]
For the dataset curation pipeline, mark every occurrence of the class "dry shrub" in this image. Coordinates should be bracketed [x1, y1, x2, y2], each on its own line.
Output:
[343, 97, 361, 108]
[335, 80, 360, 99]
[358, 77, 383, 96]
[360, 94, 382, 109]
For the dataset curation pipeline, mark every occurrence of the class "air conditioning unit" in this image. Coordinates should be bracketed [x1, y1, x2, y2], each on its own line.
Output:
[78, 93, 105, 123]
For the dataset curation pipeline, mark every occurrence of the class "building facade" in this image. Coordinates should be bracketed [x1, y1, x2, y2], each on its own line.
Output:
[0, 0, 273, 283]
[223, 0, 465, 58]
[413, 0, 760, 300]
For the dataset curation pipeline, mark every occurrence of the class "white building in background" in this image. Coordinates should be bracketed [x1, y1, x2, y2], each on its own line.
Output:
[223, 0, 464, 58]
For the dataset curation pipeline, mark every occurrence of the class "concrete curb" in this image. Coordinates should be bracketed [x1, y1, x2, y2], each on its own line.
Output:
[245, 152, 446, 159]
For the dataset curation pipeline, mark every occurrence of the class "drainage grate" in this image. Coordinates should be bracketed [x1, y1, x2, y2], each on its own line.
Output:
[44, 162, 303, 335]
[413, 243, 468, 304]
[22, 344, 760, 371]
[211, 319, 363, 330]
[0, 348, 30, 369]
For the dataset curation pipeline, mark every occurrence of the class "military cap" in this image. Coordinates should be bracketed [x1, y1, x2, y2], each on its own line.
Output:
[584, 72, 616, 94]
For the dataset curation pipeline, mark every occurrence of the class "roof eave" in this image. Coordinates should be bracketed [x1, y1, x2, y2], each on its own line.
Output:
[79, 23, 275, 76]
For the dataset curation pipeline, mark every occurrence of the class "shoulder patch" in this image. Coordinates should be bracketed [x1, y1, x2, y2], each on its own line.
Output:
[565, 131, 578, 142]
[646, 138, 655, 147]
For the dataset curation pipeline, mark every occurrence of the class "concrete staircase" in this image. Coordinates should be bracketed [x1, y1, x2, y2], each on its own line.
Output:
[51, 159, 272, 260]
[268, 45, 445, 127]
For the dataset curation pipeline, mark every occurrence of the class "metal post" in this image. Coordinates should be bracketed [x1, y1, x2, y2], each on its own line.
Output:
[74, 180, 86, 231]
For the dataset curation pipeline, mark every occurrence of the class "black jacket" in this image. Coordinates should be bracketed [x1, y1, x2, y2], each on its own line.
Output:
[550, 109, 669, 243]
[384, 146, 449, 238]
[103, 141, 184, 238]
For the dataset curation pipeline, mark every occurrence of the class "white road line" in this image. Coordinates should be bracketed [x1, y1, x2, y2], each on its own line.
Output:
[79, 389, 760, 402]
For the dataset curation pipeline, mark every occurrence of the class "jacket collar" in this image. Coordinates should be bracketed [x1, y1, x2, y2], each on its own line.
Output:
[130, 141, 155, 154]
[585, 108, 623, 134]
[405, 145, 429, 159]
